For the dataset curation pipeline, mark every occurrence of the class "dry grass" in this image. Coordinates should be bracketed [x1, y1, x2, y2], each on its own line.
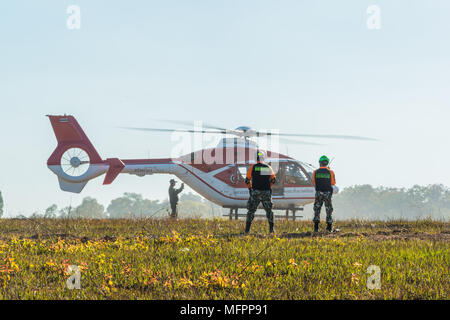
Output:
[0, 218, 448, 299]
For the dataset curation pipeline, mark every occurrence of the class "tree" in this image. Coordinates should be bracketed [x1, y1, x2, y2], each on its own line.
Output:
[107, 196, 133, 218]
[44, 204, 58, 218]
[107, 193, 166, 218]
[178, 199, 210, 218]
[180, 192, 203, 202]
[0, 191, 3, 218]
[30, 211, 43, 218]
[332, 184, 450, 220]
[58, 206, 72, 218]
[73, 197, 104, 218]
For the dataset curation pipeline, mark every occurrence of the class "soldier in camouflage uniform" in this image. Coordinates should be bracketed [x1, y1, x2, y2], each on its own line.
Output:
[312, 155, 336, 232]
[244, 151, 276, 234]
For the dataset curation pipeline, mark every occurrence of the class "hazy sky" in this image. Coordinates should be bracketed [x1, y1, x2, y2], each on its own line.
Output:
[1, 1, 449, 216]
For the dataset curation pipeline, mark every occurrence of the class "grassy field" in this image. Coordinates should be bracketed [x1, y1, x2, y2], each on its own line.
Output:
[0, 218, 448, 299]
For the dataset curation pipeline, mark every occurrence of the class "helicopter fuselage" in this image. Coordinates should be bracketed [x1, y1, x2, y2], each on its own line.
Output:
[47, 115, 338, 211]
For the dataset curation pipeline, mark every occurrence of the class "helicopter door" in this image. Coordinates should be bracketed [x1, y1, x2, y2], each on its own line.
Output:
[270, 162, 284, 196]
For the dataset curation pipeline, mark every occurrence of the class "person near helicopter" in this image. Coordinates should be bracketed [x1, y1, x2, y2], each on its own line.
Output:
[244, 150, 277, 234]
[312, 155, 336, 232]
[168, 179, 184, 218]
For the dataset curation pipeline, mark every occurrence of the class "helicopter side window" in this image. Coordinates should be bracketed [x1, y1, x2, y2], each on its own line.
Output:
[233, 165, 250, 184]
[267, 162, 282, 183]
[237, 165, 248, 179]
[285, 162, 310, 186]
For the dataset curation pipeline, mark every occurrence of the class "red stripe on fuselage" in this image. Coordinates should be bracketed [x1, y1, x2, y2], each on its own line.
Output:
[178, 164, 314, 202]
[122, 158, 174, 165]
[117, 159, 314, 202]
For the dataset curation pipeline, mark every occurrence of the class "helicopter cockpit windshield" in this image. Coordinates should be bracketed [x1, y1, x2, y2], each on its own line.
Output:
[284, 161, 311, 186]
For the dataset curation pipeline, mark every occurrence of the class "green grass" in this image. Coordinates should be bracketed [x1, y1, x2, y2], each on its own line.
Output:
[0, 218, 448, 299]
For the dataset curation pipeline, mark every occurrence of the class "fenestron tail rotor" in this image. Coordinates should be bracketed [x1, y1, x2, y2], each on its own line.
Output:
[61, 148, 90, 177]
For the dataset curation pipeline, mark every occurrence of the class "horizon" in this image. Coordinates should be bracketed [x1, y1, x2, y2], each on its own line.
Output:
[2, 183, 448, 219]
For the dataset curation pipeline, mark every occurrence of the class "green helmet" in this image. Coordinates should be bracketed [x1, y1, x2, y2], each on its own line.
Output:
[256, 150, 265, 162]
[319, 155, 329, 163]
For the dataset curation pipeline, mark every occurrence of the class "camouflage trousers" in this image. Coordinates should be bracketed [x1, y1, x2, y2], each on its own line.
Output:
[246, 190, 274, 224]
[170, 201, 178, 218]
[313, 191, 333, 224]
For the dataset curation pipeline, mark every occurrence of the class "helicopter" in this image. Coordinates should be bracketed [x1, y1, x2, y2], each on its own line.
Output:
[47, 115, 374, 219]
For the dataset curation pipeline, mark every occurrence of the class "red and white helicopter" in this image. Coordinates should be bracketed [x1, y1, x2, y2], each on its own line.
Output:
[47, 115, 373, 219]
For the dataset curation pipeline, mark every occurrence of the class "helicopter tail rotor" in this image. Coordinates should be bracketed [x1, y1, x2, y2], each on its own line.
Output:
[46, 115, 110, 193]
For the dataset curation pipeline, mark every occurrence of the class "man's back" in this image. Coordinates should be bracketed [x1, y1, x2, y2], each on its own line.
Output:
[244, 151, 277, 234]
[169, 185, 180, 202]
[246, 162, 275, 191]
[313, 167, 336, 192]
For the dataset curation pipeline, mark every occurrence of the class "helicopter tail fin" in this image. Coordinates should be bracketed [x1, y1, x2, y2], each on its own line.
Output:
[47, 115, 122, 193]
[47, 115, 103, 166]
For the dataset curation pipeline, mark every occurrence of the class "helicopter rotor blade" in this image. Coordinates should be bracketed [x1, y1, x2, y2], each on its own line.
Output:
[149, 119, 228, 132]
[257, 131, 377, 141]
[121, 119, 376, 141]
[277, 137, 323, 145]
[120, 127, 228, 134]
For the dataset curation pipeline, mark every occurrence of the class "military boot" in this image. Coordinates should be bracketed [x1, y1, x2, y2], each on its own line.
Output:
[314, 222, 319, 233]
[326, 223, 332, 232]
[244, 221, 252, 234]
[269, 223, 274, 234]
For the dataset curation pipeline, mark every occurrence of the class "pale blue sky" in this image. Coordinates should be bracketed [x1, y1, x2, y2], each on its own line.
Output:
[0, 1, 449, 216]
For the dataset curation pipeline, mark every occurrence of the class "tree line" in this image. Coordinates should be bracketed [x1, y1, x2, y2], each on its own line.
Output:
[0, 184, 449, 220]
[332, 184, 450, 220]
[26, 192, 227, 219]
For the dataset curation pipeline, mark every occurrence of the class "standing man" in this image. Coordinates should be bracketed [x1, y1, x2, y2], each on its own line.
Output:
[312, 155, 336, 232]
[168, 179, 184, 218]
[244, 150, 277, 234]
